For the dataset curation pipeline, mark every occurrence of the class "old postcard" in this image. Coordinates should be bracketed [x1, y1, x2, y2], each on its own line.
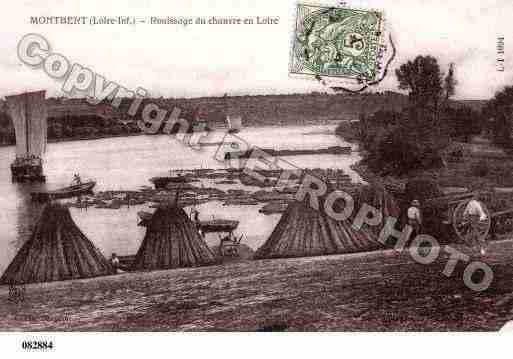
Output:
[0, 0, 512, 356]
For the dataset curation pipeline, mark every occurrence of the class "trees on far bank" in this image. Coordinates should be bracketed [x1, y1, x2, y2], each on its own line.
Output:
[483, 85, 513, 149]
[0, 111, 142, 145]
[349, 55, 484, 177]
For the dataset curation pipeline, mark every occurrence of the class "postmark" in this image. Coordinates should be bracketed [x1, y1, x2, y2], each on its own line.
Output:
[289, 3, 385, 84]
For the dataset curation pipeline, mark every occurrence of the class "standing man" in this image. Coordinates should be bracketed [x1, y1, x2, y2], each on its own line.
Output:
[191, 208, 204, 237]
[72, 173, 82, 185]
[462, 195, 489, 255]
[110, 253, 121, 273]
[407, 199, 422, 238]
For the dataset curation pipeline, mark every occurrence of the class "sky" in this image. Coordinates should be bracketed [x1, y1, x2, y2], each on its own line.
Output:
[0, 0, 512, 100]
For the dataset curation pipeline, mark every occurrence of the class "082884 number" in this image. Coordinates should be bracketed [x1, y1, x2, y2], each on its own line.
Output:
[22, 341, 54, 350]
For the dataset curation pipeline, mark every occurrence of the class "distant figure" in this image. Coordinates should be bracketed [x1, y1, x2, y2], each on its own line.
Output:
[191, 208, 203, 236]
[192, 208, 200, 223]
[72, 173, 82, 185]
[110, 253, 121, 273]
[195, 209, 205, 233]
[221, 234, 232, 244]
[76, 195, 88, 211]
[463, 196, 489, 255]
[407, 199, 422, 237]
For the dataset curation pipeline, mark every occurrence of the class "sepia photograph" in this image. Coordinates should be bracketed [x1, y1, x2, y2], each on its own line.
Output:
[0, 0, 512, 356]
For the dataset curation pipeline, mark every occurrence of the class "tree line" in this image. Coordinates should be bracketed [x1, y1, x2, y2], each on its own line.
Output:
[0, 103, 204, 145]
[0, 115, 142, 145]
[337, 54, 503, 176]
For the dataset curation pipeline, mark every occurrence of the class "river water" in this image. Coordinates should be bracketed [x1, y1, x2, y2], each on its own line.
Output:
[0, 124, 361, 274]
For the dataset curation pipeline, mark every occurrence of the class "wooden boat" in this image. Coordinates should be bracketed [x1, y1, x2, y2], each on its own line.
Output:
[199, 219, 239, 233]
[11, 157, 45, 182]
[117, 255, 137, 271]
[7, 90, 48, 182]
[31, 181, 96, 202]
[149, 174, 190, 189]
[198, 219, 242, 257]
[138, 210, 240, 233]
[224, 146, 352, 160]
[259, 202, 288, 215]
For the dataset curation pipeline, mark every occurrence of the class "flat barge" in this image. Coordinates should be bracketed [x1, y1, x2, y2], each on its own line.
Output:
[224, 145, 352, 160]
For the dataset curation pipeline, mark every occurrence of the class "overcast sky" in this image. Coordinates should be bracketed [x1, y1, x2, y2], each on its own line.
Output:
[0, 0, 512, 100]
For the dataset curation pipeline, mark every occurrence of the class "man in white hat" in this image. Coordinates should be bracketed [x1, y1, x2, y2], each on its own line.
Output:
[407, 199, 422, 237]
[462, 194, 489, 255]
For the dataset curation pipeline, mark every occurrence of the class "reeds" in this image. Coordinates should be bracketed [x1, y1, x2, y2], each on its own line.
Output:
[1, 203, 112, 285]
[254, 198, 381, 259]
[133, 204, 216, 270]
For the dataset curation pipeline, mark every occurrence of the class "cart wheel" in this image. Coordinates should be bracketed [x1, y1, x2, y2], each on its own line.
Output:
[452, 199, 491, 246]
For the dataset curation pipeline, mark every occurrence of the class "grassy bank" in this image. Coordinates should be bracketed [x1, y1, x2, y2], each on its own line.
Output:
[2, 240, 513, 331]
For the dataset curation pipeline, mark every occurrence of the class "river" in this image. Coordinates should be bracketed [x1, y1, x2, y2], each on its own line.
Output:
[0, 124, 361, 274]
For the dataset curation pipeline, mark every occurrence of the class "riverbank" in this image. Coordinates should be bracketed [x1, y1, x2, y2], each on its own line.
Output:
[2, 239, 513, 331]
[337, 120, 513, 207]
[0, 122, 341, 148]
[0, 132, 145, 148]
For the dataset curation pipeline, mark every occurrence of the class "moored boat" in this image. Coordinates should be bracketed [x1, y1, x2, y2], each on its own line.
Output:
[149, 175, 189, 189]
[199, 219, 239, 233]
[11, 157, 45, 182]
[226, 115, 242, 133]
[7, 90, 48, 182]
[31, 181, 96, 202]
[224, 145, 352, 160]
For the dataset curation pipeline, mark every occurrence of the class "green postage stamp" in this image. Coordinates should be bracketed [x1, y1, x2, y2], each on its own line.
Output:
[290, 3, 385, 83]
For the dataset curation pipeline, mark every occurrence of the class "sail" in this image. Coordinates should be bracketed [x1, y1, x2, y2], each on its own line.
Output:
[226, 116, 242, 131]
[6, 91, 47, 158]
[231, 116, 242, 131]
[6, 94, 27, 157]
[27, 91, 47, 157]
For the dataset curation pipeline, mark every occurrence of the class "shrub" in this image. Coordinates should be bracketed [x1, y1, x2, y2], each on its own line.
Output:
[404, 177, 443, 203]
[366, 128, 435, 176]
[73, 126, 99, 137]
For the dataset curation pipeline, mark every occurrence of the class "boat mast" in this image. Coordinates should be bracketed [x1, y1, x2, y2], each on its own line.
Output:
[24, 93, 29, 156]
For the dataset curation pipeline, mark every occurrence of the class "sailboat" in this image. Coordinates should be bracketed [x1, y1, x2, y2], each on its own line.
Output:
[7, 90, 47, 182]
[194, 109, 211, 132]
[226, 115, 242, 133]
[222, 93, 242, 133]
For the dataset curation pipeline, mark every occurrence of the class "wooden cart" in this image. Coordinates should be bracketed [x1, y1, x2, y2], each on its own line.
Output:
[198, 219, 243, 257]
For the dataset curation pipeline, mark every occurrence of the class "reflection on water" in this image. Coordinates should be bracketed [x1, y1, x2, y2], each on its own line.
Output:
[0, 125, 361, 274]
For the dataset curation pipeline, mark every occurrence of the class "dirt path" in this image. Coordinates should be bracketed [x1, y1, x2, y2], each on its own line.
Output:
[2, 240, 513, 331]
